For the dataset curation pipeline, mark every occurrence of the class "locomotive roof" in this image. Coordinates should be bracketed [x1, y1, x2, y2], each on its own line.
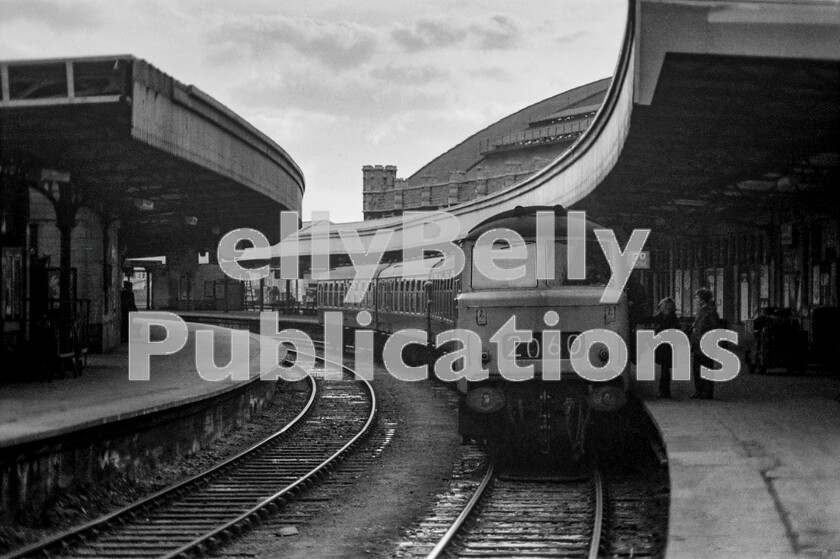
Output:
[321, 257, 449, 282]
[322, 263, 387, 281]
[378, 256, 448, 280]
[463, 205, 602, 242]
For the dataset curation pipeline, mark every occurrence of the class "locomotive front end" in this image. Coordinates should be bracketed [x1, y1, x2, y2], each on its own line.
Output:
[455, 207, 630, 460]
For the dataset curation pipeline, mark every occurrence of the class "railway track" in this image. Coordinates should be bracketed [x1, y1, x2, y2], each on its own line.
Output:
[425, 463, 604, 559]
[2, 351, 376, 559]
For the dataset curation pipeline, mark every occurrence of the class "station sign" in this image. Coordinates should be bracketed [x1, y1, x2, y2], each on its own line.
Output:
[633, 250, 650, 269]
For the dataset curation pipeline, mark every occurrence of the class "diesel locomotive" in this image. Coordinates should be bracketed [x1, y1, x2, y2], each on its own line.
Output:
[316, 206, 630, 459]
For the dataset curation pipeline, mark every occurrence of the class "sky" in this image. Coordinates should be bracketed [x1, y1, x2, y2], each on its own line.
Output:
[0, 0, 626, 223]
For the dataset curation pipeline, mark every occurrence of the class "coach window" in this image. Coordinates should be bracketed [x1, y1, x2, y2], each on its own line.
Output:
[418, 280, 424, 312]
[390, 281, 396, 312]
[390, 281, 395, 311]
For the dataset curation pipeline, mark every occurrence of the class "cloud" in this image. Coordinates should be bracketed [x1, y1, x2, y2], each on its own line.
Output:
[390, 19, 465, 52]
[0, 0, 102, 31]
[555, 30, 588, 45]
[471, 15, 520, 50]
[207, 15, 377, 71]
[231, 68, 448, 120]
[370, 64, 448, 86]
[468, 66, 510, 81]
[390, 15, 521, 53]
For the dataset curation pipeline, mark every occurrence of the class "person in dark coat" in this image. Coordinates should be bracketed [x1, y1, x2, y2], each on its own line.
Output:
[120, 280, 137, 342]
[690, 288, 721, 399]
[654, 297, 680, 398]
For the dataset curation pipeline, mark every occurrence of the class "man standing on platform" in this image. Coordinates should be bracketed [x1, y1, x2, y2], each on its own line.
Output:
[690, 288, 720, 400]
[654, 297, 680, 398]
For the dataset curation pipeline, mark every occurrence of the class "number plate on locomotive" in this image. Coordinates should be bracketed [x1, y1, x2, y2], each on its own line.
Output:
[514, 332, 579, 360]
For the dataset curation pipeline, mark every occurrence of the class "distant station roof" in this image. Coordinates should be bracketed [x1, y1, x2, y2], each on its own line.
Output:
[403, 79, 609, 187]
[0, 55, 304, 255]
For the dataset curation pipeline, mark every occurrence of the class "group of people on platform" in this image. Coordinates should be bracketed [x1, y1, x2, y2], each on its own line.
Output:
[652, 288, 721, 400]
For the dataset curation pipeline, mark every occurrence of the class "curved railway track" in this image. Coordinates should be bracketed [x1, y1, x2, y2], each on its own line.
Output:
[2, 351, 376, 559]
[425, 464, 604, 559]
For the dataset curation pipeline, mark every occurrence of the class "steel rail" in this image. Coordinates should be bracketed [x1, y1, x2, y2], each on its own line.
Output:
[589, 468, 605, 559]
[424, 462, 495, 559]
[1, 374, 318, 559]
[4, 346, 377, 559]
[425, 464, 605, 559]
[160, 351, 377, 559]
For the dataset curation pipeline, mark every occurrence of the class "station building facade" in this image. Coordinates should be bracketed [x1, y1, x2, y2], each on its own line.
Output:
[641, 201, 838, 359]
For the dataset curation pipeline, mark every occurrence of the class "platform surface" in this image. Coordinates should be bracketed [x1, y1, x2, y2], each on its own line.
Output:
[640, 365, 840, 559]
[0, 322, 262, 448]
[178, 310, 318, 325]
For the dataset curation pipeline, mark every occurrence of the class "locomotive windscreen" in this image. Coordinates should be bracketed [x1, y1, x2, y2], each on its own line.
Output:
[470, 240, 609, 288]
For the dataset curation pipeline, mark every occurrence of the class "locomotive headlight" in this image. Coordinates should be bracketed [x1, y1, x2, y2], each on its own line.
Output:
[481, 350, 491, 364]
[589, 385, 627, 412]
[466, 386, 505, 413]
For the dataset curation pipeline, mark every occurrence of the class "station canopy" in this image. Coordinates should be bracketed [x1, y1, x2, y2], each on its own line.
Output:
[575, 53, 839, 237]
[0, 55, 304, 256]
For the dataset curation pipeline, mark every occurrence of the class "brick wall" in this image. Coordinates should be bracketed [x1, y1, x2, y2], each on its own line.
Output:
[361, 160, 549, 220]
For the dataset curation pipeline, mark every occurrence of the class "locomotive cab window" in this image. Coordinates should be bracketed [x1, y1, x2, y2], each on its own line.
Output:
[471, 240, 538, 289]
[471, 239, 609, 289]
[561, 241, 610, 286]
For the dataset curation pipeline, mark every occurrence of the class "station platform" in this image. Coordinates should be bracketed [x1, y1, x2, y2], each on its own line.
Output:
[639, 364, 840, 558]
[0, 322, 262, 449]
[178, 310, 319, 326]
